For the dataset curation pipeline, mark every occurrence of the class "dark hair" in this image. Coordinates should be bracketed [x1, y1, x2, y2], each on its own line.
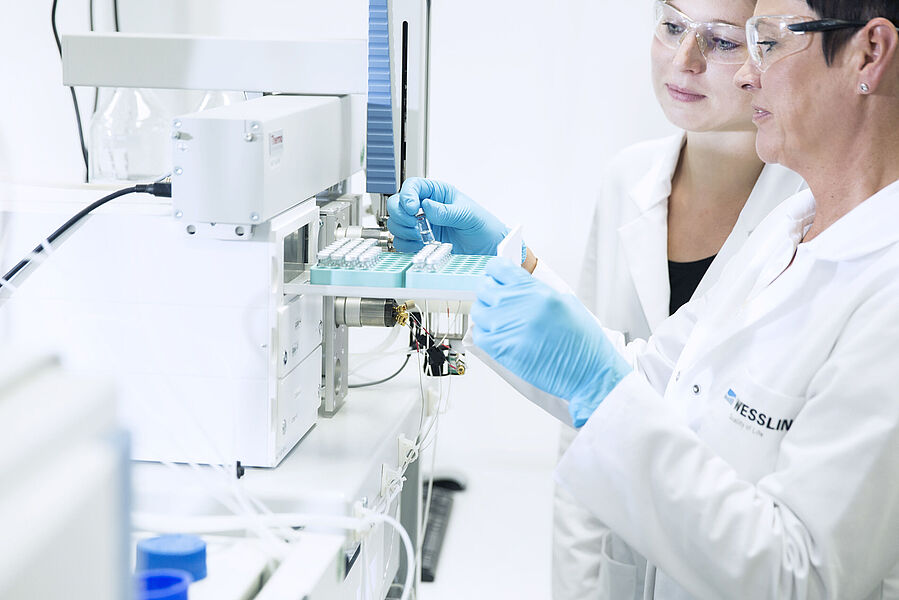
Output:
[805, 0, 899, 63]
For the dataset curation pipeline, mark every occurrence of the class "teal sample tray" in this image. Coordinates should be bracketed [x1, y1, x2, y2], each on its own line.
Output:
[405, 255, 492, 291]
[309, 252, 491, 291]
[310, 253, 413, 287]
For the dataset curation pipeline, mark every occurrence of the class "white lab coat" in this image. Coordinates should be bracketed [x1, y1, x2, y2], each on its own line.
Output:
[552, 133, 806, 600]
[555, 182, 899, 599]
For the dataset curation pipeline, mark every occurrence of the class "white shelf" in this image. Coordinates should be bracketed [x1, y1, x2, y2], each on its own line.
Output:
[285, 281, 477, 302]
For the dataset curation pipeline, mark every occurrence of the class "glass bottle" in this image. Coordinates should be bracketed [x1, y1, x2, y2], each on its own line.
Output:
[89, 88, 170, 183]
[194, 91, 244, 112]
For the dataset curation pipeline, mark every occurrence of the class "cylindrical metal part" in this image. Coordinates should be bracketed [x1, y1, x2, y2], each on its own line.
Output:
[375, 193, 390, 227]
[334, 226, 392, 248]
[335, 297, 399, 328]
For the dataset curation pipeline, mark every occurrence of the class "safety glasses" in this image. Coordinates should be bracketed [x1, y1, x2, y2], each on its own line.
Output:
[746, 15, 868, 71]
[653, 0, 749, 64]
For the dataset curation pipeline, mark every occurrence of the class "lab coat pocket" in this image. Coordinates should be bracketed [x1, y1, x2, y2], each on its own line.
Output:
[596, 532, 637, 600]
[701, 369, 806, 483]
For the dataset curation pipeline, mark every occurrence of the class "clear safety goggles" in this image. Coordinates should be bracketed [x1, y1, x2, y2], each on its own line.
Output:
[653, 0, 749, 64]
[745, 15, 869, 71]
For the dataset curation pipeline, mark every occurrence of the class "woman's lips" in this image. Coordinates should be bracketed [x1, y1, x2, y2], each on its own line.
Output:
[752, 105, 772, 123]
[666, 84, 706, 102]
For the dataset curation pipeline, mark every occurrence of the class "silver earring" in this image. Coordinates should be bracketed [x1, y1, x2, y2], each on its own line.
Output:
[860, 83, 870, 93]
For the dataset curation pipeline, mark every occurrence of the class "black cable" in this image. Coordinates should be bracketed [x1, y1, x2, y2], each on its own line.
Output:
[51, 0, 90, 182]
[348, 355, 411, 389]
[0, 182, 172, 289]
[113, 0, 120, 32]
[89, 0, 99, 115]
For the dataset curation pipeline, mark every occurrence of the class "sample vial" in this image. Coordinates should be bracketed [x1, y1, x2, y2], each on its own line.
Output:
[415, 209, 436, 245]
[360, 247, 382, 269]
[424, 244, 452, 272]
[317, 249, 333, 267]
[411, 244, 437, 270]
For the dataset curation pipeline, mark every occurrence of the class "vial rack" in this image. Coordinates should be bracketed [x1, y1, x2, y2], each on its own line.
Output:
[309, 251, 492, 291]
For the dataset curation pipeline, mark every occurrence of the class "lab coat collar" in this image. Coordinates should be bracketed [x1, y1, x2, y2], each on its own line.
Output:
[618, 133, 685, 332]
[803, 178, 899, 261]
[627, 132, 685, 212]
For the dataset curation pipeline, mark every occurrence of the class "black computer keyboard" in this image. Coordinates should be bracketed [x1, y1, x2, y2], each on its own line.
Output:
[420, 484, 456, 582]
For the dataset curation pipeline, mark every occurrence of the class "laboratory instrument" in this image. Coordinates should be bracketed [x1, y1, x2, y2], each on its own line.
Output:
[0, 2, 472, 598]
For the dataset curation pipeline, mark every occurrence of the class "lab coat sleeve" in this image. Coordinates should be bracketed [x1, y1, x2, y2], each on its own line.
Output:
[555, 284, 899, 599]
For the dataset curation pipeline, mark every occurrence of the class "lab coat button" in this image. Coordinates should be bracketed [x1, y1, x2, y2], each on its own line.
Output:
[691, 384, 701, 395]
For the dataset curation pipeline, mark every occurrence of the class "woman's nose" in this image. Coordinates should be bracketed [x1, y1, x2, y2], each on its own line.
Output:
[672, 32, 707, 74]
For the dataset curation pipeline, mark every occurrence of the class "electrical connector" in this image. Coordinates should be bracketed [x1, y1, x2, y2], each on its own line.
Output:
[135, 180, 173, 198]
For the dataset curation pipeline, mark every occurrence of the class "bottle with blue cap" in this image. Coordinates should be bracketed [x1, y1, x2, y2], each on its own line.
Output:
[134, 568, 192, 600]
[136, 534, 207, 582]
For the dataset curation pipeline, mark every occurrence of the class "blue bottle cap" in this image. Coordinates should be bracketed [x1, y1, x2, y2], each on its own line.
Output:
[134, 568, 192, 600]
[136, 534, 207, 581]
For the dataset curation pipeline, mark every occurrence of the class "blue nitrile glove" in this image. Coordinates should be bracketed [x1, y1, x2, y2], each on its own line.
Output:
[386, 178, 510, 255]
[471, 258, 632, 428]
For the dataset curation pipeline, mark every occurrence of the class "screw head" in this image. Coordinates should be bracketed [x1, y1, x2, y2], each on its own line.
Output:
[244, 133, 255, 142]
[174, 167, 183, 176]
[173, 120, 182, 129]
[251, 122, 260, 131]
[250, 213, 260, 222]
[171, 131, 181, 140]
[174, 210, 183, 219]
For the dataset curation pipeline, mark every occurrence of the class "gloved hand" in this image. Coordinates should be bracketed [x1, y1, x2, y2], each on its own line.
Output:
[386, 178, 509, 255]
[471, 258, 632, 428]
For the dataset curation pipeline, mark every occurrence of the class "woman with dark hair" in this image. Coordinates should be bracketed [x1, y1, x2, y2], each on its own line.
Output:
[424, 0, 899, 597]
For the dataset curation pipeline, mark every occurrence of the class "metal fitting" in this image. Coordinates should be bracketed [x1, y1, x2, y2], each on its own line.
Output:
[334, 226, 393, 248]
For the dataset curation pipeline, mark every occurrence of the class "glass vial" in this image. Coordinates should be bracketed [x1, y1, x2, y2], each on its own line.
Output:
[415, 208, 436, 245]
